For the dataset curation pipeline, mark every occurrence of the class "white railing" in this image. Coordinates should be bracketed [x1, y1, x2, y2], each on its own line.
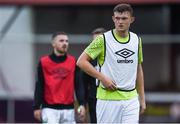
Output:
[35, 34, 180, 44]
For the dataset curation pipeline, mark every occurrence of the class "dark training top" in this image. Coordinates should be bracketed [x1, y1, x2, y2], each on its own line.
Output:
[82, 59, 97, 100]
[33, 52, 85, 110]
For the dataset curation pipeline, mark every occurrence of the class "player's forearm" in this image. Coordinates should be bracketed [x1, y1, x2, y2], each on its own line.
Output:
[33, 62, 44, 110]
[74, 67, 86, 105]
[136, 65, 146, 114]
[137, 83, 145, 102]
[136, 64, 145, 102]
[33, 81, 43, 110]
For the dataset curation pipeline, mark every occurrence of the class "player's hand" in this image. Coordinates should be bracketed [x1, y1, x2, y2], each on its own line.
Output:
[34, 109, 41, 121]
[101, 76, 117, 90]
[140, 100, 146, 114]
[77, 105, 86, 122]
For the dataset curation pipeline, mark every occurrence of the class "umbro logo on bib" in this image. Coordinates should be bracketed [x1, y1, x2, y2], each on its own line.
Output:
[115, 48, 135, 63]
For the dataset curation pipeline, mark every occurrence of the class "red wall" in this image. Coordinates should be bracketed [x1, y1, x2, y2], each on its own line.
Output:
[0, 0, 180, 5]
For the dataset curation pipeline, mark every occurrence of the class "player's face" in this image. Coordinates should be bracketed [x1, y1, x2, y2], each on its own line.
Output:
[52, 34, 69, 54]
[112, 11, 134, 33]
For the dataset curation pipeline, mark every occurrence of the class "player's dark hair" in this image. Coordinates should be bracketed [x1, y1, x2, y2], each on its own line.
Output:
[52, 31, 67, 39]
[113, 3, 133, 16]
[92, 27, 106, 34]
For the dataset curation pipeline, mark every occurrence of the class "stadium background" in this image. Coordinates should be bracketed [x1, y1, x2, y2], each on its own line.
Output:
[0, 0, 180, 123]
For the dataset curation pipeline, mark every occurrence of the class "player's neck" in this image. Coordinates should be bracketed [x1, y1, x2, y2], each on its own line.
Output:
[115, 29, 129, 38]
[54, 49, 66, 56]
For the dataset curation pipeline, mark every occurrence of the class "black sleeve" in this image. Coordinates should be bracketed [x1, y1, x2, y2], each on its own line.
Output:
[74, 66, 86, 106]
[33, 61, 44, 110]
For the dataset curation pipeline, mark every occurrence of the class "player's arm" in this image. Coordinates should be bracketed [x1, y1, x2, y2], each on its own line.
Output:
[77, 35, 117, 90]
[136, 37, 146, 114]
[136, 64, 146, 114]
[74, 66, 86, 106]
[74, 65, 86, 122]
[33, 61, 44, 121]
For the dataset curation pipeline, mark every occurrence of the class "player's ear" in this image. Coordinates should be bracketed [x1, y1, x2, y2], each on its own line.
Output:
[131, 16, 135, 23]
[52, 40, 55, 47]
[112, 15, 115, 22]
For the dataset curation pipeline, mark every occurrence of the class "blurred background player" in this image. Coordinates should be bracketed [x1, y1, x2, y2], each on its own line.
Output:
[79, 27, 106, 123]
[33, 31, 86, 123]
[77, 3, 146, 123]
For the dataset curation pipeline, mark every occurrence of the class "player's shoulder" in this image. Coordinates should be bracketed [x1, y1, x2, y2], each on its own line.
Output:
[129, 31, 142, 42]
[130, 31, 141, 38]
[87, 36, 104, 50]
[40, 55, 49, 61]
[67, 54, 76, 61]
[95, 34, 104, 40]
[129, 31, 138, 36]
